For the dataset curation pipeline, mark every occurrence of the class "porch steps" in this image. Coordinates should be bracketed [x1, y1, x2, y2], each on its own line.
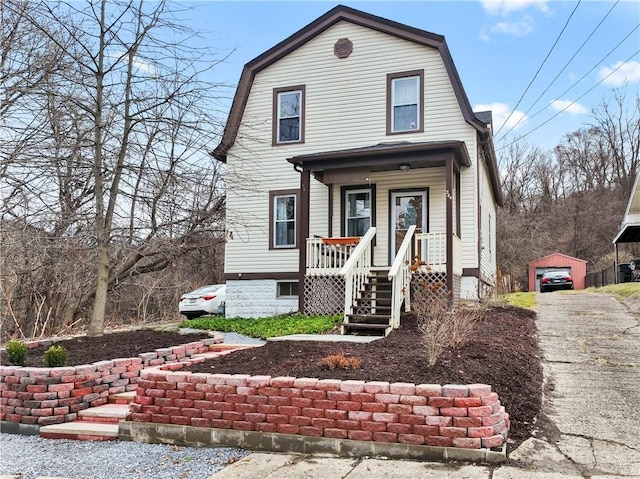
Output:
[343, 268, 393, 336]
[39, 389, 135, 441]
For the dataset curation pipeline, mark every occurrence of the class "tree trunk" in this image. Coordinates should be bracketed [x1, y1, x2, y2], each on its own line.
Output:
[87, 245, 109, 336]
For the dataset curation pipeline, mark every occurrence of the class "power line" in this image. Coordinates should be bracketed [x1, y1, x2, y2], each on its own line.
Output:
[494, 0, 582, 138]
[495, 48, 640, 153]
[495, 0, 620, 143]
[518, 24, 639, 126]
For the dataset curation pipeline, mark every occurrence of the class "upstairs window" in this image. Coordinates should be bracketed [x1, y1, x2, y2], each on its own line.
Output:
[273, 86, 305, 145]
[387, 70, 424, 135]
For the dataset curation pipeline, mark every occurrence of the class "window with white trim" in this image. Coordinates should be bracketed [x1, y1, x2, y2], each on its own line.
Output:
[345, 189, 371, 236]
[387, 70, 424, 135]
[273, 194, 297, 248]
[276, 89, 303, 143]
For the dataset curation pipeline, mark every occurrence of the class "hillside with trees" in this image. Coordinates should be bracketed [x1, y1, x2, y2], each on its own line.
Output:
[497, 91, 640, 290]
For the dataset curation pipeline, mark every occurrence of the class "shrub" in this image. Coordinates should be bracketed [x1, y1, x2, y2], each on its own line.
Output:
[5, 339, 28, 366]
[321, 352, 361, 370]
[413, 286, 481, 366]
[44, 345, 67, 367]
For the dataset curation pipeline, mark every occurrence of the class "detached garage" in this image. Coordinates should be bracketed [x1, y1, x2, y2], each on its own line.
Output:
[528, 253, 587, 292]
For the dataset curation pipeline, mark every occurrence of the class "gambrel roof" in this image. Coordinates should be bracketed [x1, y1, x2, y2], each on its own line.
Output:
[213, 5, 502, 206]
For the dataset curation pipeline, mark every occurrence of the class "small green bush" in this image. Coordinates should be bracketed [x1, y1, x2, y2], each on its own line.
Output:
[5, 339, 28, 366]
[44, 345, 67, 367]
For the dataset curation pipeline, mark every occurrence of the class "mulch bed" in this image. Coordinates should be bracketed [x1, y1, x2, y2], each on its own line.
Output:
[1, 306, 542, 451]
[184, 306, 542, 450]
[0, 330, 211, 368]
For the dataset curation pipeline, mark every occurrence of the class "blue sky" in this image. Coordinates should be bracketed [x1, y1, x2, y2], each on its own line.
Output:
[178, 0, 640, 154]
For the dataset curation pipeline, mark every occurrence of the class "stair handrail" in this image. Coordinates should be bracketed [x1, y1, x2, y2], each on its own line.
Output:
[388, 225, 416, 329]
[339, 227, 376, 323]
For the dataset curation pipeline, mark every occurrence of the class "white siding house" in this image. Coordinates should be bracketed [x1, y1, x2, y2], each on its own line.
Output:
[214, 6, 502, 331]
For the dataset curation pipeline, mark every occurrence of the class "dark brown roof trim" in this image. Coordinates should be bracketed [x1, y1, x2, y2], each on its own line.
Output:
[213, 4, 502, 205]
[287, 140, 471, 171]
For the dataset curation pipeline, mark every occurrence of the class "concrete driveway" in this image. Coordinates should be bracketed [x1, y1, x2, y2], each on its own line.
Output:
[508, 292, 640, 477]
[212, 292, 640, 479]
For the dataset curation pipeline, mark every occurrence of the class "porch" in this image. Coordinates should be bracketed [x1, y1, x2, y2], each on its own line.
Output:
[289, 140, 471, 335]
[303, 227, 462, 336]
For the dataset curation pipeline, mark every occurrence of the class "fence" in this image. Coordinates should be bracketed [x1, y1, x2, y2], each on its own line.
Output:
[585, 263, 617, 288]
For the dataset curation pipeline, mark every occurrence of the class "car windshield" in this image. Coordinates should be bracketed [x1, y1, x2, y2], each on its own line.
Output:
[190, 285, 224, 294]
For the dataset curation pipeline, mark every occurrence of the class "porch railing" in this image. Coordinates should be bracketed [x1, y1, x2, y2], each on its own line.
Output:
[306, 237, 360, 275]
[414, 232, 462, 274]
[388, 225, 416, 329]
[339, 227, 376, 325]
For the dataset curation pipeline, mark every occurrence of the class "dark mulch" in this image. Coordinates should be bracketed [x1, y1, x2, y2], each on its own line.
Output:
[184, 306, 542, 450]
[1, 306, 542, 451]
[0, 330, 211, 368]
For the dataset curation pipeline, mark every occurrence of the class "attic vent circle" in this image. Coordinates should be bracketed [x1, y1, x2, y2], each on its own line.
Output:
[334, 38, 353, 58]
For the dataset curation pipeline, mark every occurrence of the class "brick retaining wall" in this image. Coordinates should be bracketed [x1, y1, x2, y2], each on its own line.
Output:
[131, 369, 509, 450]
[0, 338, 221, 427]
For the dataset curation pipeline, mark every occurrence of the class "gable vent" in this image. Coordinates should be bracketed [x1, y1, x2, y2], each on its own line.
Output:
[334, 38, 353, 58]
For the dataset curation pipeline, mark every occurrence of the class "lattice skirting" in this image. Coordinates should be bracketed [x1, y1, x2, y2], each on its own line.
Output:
[411, 271, 448, 304]
[410, 272, 461, 306]
[452, 274, 461, 307]
[304, 275, 345, 315]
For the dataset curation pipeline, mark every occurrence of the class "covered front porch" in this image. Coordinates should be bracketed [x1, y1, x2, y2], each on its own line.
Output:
[289, 141, 469, 336]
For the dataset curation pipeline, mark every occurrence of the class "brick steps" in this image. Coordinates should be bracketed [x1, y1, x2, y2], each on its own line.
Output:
[36, 345, 255, 441]
[39, 386, 134, 441]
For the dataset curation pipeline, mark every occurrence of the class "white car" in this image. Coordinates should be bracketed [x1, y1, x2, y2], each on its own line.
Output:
[179, 284, 226, 319]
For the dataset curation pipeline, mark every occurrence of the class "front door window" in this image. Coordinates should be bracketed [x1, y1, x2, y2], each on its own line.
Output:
[391, 191, 427, 260]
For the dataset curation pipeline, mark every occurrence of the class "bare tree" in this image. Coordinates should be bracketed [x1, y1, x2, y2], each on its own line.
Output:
[1, 0, 229, 337]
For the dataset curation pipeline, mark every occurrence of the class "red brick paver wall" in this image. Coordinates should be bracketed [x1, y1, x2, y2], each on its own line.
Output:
[0, 339, 219, 426]
[131, 370, 509, 449]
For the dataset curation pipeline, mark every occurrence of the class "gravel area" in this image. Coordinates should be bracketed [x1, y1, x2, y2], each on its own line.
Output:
[0, 330, 263, 478]
[0, 433, 250, 479]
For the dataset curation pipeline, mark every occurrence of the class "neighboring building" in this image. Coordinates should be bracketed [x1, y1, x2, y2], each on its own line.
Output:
[214, 5, 502, 333]
[614, 173, 640, 249]
[528, 253, 587, 292]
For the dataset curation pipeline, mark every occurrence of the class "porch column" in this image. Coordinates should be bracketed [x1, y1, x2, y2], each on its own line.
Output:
[298, 168, 310, 312]
[445, 156, 454, 301]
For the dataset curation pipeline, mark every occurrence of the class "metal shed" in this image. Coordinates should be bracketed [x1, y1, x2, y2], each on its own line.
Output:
[528, 253, 587, 292]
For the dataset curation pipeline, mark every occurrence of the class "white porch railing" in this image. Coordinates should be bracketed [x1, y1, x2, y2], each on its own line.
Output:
[414, 232, 462, 274]
[306, 237, 360, 275]
[339, 227, 376, 326]
[388, 225, 416, 329]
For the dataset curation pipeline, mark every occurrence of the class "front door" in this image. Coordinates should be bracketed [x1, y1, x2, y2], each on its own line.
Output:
[391, 190, 427, 262]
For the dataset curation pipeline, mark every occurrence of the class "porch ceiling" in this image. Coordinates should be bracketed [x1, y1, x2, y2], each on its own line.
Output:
[286, 140, 471, 173]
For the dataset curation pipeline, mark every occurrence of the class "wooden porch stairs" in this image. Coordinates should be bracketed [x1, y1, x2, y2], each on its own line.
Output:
[342, 267, 393, 336]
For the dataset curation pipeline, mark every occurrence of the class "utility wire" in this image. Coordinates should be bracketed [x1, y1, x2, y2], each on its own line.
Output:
[517, 24, 639, 126]
[494, 0, 582, 138]
[495, 0, 620, 142]
[495, 48, 640, 153]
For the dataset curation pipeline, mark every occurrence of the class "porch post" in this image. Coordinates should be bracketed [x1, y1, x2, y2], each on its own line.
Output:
[445, 156, 454, 302]
[298, 168, 310, 312]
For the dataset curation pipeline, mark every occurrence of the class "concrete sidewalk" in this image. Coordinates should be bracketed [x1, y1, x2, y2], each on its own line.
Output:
[211, 292, 640, 479]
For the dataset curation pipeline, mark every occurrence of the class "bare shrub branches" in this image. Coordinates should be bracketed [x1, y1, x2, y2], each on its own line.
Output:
[412, 284, 482, 367]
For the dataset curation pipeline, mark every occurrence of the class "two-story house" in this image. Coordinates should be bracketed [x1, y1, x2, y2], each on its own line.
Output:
[214, 5, 502, 334]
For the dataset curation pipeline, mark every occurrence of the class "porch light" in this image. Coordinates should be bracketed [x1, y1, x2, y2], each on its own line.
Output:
[399, 164, 410, 171]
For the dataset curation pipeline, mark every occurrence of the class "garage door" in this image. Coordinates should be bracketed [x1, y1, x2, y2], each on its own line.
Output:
[535, 267, 572, 292]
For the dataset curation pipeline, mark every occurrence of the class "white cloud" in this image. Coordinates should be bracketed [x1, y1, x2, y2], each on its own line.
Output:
[491, 16, 535, 37]
[474, 102, 529, 132]
[481, 0, 549, 16]
[599, 60, 640, 87]
[550, 99, 588, 115]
